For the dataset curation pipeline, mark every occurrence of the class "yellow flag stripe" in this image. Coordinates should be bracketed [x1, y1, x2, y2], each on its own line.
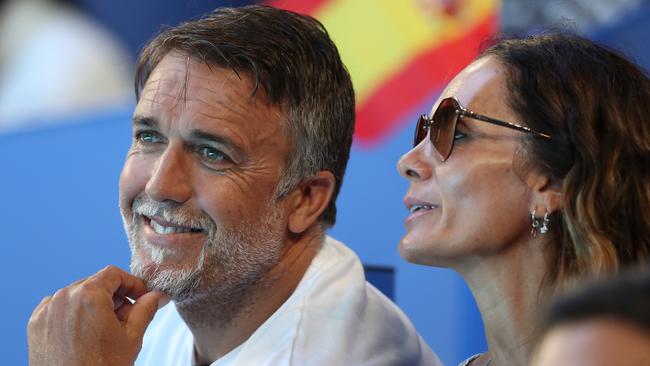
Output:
[314, 0, 499, 105]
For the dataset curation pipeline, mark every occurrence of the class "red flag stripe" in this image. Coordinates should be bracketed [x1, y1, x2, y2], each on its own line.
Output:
[265, 0, 329, 15]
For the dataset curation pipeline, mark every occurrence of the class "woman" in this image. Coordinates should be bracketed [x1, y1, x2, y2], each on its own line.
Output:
[397, 33, 650, 366]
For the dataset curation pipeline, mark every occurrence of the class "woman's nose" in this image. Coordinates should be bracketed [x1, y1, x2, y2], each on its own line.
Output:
[397, 143, 432, 182]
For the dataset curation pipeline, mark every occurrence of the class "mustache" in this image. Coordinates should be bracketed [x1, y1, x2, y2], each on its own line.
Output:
[132, 196, 216, 232]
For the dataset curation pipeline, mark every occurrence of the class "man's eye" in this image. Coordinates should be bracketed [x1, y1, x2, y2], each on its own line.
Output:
[136, 131, 161, 143]
[199, 146, 232, 164]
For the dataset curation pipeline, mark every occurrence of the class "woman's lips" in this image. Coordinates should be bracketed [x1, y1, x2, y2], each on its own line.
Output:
[405, 204, 438, 223]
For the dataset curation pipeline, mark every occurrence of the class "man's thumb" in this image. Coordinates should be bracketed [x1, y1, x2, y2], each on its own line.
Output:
[126, 291, 164, 340]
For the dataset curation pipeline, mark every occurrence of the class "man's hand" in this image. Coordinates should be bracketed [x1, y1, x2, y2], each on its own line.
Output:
[28, 265, 166, 366]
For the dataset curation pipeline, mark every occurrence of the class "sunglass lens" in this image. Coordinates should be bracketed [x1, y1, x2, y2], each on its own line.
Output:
[413, 115, 429, 147]
[431, 98, 457, 160]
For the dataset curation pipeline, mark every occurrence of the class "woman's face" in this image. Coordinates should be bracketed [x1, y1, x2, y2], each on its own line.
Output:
[397, 56, 538, 268]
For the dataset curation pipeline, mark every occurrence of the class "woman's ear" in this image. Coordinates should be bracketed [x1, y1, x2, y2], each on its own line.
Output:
[527, 170, 562, 214]
[285, 171, 335, 234]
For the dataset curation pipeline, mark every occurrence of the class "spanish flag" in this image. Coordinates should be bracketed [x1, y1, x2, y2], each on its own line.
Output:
[268, 0, 500, 147]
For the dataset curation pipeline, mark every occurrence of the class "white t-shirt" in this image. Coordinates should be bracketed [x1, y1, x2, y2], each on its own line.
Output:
[136, 236, 442, 366]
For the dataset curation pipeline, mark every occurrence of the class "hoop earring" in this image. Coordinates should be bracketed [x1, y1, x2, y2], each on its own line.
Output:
[540, 210, 550, 235]
[530, 208, 540, 238]
[531, 208, 550, 237]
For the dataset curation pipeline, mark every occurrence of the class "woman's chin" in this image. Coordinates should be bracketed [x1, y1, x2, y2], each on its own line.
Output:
[398, 236, 461, 268]
[399, 238, 432, 265]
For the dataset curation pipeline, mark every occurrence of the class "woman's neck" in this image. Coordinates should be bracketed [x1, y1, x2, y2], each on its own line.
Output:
[457, 238, 552, 366]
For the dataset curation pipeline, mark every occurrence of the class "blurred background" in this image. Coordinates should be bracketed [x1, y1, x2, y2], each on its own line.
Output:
[2, 0, 649, 364]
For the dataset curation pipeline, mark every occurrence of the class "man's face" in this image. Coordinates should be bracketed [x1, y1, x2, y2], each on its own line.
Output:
[119, 52, 292, 302]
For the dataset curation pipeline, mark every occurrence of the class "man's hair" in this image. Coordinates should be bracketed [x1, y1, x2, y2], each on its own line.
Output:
[482, 33, 650, 285]
[541, 267, 650, 335]
[134, 5, 355, 227]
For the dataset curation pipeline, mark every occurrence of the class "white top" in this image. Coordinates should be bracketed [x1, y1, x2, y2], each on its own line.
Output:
[136, 236, 442, 366]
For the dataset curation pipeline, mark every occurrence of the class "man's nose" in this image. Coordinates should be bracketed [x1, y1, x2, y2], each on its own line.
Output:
[145, 144, 192, 203]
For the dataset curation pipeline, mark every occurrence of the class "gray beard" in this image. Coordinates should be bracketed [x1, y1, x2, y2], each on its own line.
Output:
[121, 196, 286, 328]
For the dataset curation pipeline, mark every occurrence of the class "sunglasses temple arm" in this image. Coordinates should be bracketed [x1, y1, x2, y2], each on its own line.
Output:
[461, 110, 552, 139]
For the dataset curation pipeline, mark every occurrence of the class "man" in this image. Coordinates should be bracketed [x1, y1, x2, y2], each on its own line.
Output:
[27, 5, 441, 366]
[532, 268, 650, 366]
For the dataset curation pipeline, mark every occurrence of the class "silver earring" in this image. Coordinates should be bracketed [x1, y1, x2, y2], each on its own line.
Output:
[539, 210, 550, 235]
[531, 208, 540, 237]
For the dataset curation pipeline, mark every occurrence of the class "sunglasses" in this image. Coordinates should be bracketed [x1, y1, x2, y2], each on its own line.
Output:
[414, 97, 552, 161]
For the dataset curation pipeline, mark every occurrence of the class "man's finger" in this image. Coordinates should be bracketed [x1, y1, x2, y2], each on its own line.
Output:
[34, 295, 52, 312]
[115, 301, 134, 322]
[86, 265, 148, 300]
[69, 277, 88, 287]
[157, 293, 171, 309]
[28, 295, 53, 331]
[124, 291, 164, 341]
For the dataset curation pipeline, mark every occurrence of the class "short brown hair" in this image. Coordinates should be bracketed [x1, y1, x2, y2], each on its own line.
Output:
[135, 5, 355, 227]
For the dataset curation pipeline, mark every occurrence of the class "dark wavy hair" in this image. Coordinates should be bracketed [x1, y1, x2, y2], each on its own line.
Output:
[134, 5, 355, 227]
[482, 33, 650, 285]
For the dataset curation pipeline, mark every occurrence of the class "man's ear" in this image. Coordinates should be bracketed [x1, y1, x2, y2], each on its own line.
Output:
[526, 170, 562, 214]
[285, 171, 335, 234]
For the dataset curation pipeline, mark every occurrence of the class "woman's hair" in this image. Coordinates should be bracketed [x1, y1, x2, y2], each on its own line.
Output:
[482, 33, 650, 286]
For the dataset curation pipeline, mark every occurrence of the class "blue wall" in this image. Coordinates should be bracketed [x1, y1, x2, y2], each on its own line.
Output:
[1, 111, 134, 364]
